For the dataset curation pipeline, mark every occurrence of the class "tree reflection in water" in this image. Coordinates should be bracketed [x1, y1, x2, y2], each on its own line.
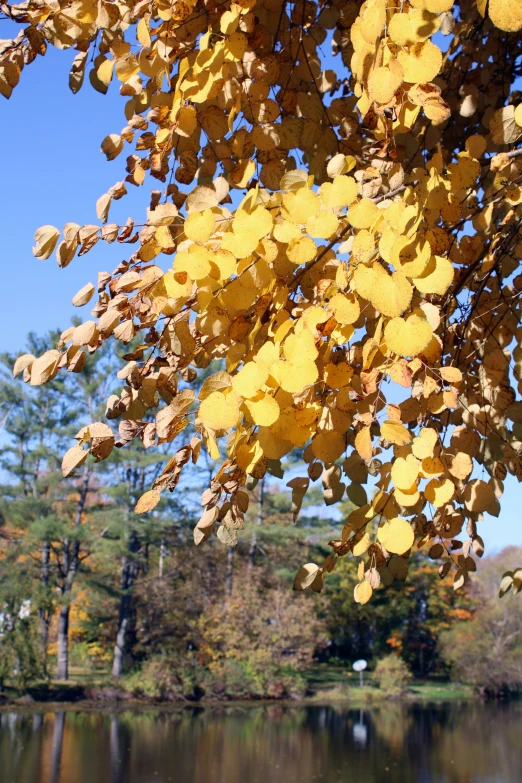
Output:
[0, 702, 521, 783]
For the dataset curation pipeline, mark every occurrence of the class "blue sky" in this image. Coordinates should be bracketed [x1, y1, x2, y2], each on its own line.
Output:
[1, 44, 521, 554]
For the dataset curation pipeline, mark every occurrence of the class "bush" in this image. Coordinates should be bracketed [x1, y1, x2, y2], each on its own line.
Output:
[0, 618, 46, 690]
[123, 653, 306, 702]
[373, 654, 412, 697]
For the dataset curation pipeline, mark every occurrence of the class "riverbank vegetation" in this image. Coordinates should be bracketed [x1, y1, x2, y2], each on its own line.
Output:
[2, 333, 522, 704]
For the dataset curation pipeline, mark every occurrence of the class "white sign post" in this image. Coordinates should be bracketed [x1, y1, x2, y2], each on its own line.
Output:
[352, 659, 367, 688]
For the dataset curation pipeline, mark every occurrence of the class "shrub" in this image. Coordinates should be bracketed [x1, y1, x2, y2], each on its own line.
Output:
[123, 653, 306, 702]
[0, 618, 46, 690]
[373, 655, 412, 697]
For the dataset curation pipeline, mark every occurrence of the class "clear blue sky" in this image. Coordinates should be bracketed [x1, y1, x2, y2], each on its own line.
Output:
[0, 45, 520, 554]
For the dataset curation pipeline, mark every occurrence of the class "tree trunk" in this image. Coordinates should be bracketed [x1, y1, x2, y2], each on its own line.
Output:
[247, 476, 265, 574]
[39, 540, 51, 660]
[225, 546, 234, 597]
[56, 605, 70, 681]
[159, 538, 166, 579]
[112, 530, 140, 679]
[55, 465, 91, 681]
[50, 712, 65, 783]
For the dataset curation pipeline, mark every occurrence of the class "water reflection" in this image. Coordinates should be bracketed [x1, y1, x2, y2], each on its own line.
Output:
[1, 701, 521, 783]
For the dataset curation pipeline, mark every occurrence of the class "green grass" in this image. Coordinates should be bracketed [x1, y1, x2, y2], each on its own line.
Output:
[302, 663, 476, 704]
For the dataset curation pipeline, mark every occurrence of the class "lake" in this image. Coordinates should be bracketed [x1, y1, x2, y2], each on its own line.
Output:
[1, 701, 521, 783]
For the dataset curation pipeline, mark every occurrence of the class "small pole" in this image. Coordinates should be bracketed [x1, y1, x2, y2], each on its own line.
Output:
[360, 669, 363, 688]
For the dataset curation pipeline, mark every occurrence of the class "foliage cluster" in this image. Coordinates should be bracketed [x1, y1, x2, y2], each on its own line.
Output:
[2, 0, 522, 607]
[373, 653, 412, 696]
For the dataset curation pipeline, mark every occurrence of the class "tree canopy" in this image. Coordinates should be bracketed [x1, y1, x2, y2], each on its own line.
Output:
[3, 0, 522, 602]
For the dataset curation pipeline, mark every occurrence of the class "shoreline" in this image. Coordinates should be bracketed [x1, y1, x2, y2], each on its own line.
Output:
[0, 683, 484, 713]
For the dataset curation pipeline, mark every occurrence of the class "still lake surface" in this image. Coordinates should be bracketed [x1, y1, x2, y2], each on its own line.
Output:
[1, 700, 521, 783]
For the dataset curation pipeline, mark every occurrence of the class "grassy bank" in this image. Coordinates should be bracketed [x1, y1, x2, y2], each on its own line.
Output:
[0, 663, 478, 709]
[303, 663, 476, 704]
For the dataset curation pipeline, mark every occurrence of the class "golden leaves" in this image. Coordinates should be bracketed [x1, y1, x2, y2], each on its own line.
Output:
[381, 420, 412, 446]
[33, 225, 60, 259]
[184, 209, 215, 243]
[355, 427, 372, 463]
[377, 518, 414, 556]
[367, 61, 404, 105]
[483, 0, 522, 32]
[101, 133, 123, 161]
[490, 105, 522, 146]
[11, 0, 522, 605]
[61, 444, 88, 478]
[353, 264, 413, 318]
[384, 314, 432, 357]
[199, 391, 240, 431]
[398, 41, 443, 85]
[320, 175, 359, 209]
[71, 281, 95, 308]
[134, 490, 161, 514]
[293, 563, 322, 591]
[354, 580, 373, 604]
[391, 455, 419, 491]
[282, 188, 321, 223]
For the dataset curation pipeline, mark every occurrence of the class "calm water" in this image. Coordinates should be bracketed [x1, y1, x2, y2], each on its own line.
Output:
[1, 701, 521, 783]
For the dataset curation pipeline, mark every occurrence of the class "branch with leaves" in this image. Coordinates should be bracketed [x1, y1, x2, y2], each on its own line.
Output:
[4, 0, 522, 603]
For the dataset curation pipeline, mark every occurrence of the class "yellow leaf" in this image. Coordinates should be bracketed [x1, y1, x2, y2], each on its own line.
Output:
[381, 420, 412, 445]
[306, 210, 338, 239]
[413, 255, 454, 295]
[175, 105, 198, 137]
[412, 427, 438, 459]
[327, 293, 360, 325]
[312, 431, 345, 462]
[62, 444, 88, 478]
[282, 188, 320, 223]
[449, 452, 473, 480]
[232, 361, 269, 399]
[486, 0, 522, 32]
[30, 350, 60, 386]
[72, 282, 95, 307]
[199, 391, 240, 430]
[347, 198, 379, 229]
[13, 354, 35, 377]
[324, 361, 354, 388]
[398, 41, 443, 84]
[425, 477, 455, 507]
[286, 236, 317, 264]
[244, 394, 280, 426]
[293, 563, 321, 590]
[384, 314, 433, 358]
[135, 489, 161, 514]
[377, 517, 414, 555]
[174, 245, 212, 280]
[354, 581, 373, 604]
[368, 61, 404, 104]
[101, 133, 123, 161]
[236, 440, 264, 473]
[353, 532, 371, 557]
[355, 426, 373, 463]
[184, 209, 215, 242]
[137, 17, 152, 48]
[463, 479, 498, 514]
[320, 175, 358, 208]
[33, 225, 60, 259]
[391, 454, 419, 491]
